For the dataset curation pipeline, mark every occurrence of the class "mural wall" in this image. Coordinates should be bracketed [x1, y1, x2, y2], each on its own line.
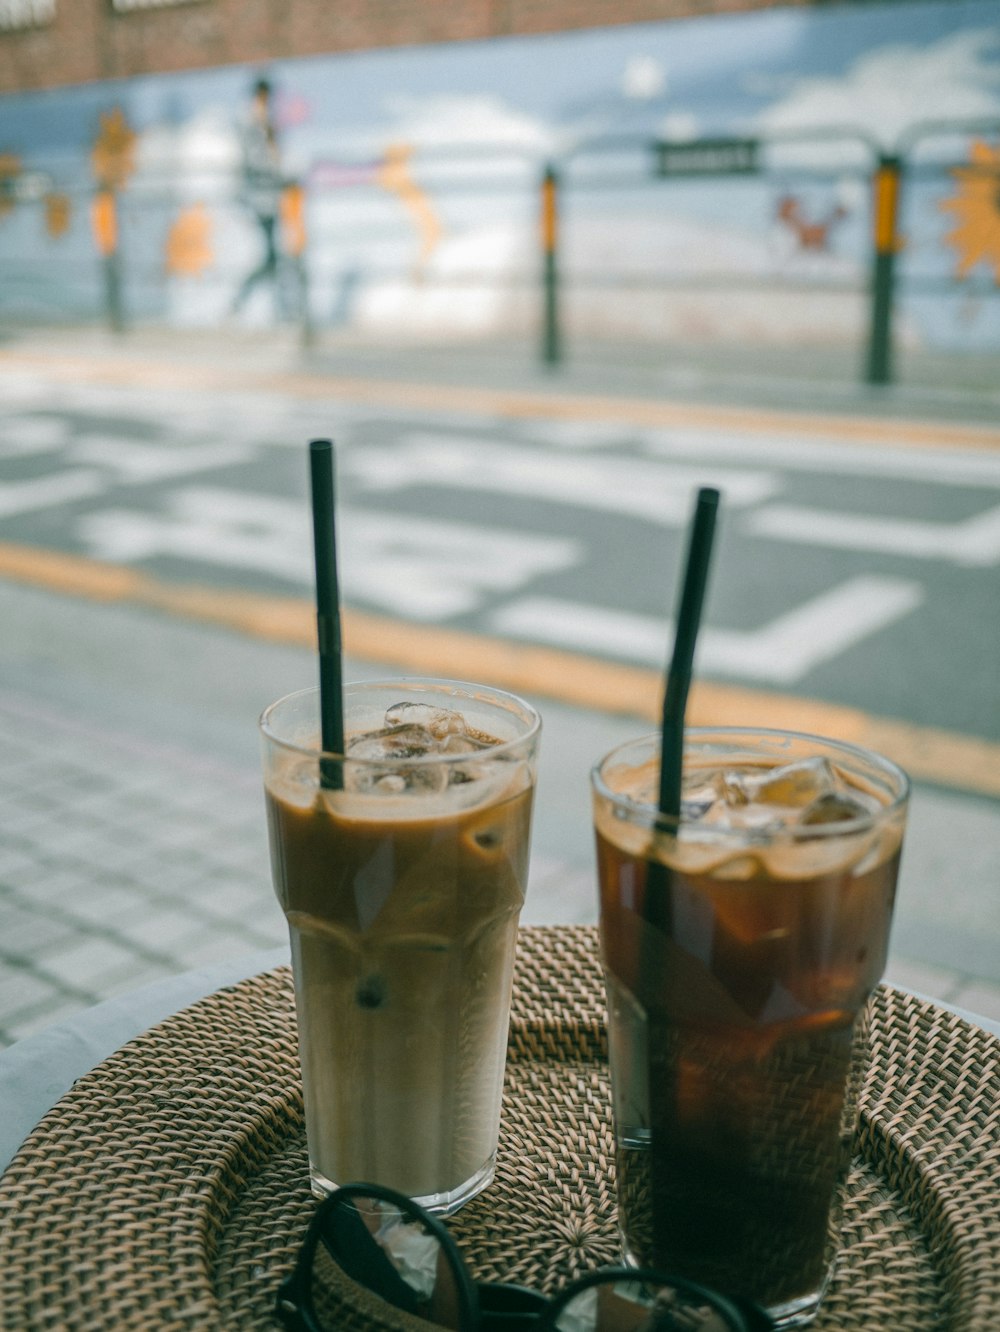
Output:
[1, 0, 998, 350]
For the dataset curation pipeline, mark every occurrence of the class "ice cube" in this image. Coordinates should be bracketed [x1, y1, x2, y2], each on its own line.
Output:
[347, 725, 436, 761]
[435, 733, 494, 786]
[849, 822, 899, 877]
[665, 836, 766, 877]
[344, 725, 447, 795]
[761, 830, 876, 880]
[680, 780, 721, 821]
[718, 770, 752, 807]
[439, 734, 491, 756]
[344, 762, 448, 796]
[383, 702, 468, 739]
[266, 756, 321, 809]
[682, 777, 783, 835]
[743, 757, 838, 808]
[709, 854, 763, 882]
[799, 791, 871, 826]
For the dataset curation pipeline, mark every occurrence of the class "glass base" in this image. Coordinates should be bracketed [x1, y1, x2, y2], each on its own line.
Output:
[308, 1153, 496, 1217]
[620, 1230, 827, 1328]
[764, 1292, 823, 1328]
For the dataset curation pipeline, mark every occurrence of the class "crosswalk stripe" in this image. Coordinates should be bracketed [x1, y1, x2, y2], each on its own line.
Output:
[490, 578, 923, 685]
[348, 434, 779, 518]
[748, 502, 1000, 566]
[0, 471, 104, 518]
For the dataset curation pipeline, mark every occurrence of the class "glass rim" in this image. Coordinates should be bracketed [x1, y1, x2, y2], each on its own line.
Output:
[591, 725, 910, 841]
[259, 677, 541, 767]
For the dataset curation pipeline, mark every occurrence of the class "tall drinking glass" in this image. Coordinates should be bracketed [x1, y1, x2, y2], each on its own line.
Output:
[591, 728, 908, 1327]
[262, 678, 540, 1214]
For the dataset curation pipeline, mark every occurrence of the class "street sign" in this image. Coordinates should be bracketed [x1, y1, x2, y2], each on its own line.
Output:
[653, 137, 760, 177]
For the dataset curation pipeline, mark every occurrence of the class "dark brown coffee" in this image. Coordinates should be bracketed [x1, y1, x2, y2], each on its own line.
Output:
[593, 739, 906, 1320]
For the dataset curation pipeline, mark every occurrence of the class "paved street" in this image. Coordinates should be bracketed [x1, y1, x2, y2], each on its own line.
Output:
[0, 325, 998, 1048]
[4, 334, 999, 738]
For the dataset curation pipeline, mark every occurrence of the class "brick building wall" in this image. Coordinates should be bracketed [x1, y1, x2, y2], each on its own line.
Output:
[1, 0, 824, 95]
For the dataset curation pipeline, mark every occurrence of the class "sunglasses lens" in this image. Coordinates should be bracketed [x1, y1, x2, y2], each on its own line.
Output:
[547, 1275, 754, 1332]
[309, 1194, 465, 1329]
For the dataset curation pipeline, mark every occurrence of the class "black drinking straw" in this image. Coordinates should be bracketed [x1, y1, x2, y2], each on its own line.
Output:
[309, 439, 345, 790]
[658, 486, 720, 824]
[645, 486, 720, 1268]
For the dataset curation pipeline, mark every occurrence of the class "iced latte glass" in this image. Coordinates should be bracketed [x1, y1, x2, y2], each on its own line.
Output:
[262, 679, 540, 1214]
[591, 728, 908, 1327]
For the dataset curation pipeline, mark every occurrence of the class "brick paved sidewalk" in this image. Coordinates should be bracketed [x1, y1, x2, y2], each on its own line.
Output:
[0, 690, 288, 1045]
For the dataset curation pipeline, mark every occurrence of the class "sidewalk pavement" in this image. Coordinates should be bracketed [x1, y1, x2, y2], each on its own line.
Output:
[1, 575, 998, 1049]
[4, 322, 1000, 425]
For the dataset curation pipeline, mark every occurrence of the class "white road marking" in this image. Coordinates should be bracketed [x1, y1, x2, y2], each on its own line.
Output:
[339, 513, 580, 619]
[0, 417, 73, 456]
[70, 437, 252, 483]
[490, 576, 924, 685]
[77, 487, 582, 620]
[0, 377, 496, 443]
[344, 435, 781, 520]
[0, 372, 64, 407]
[639, 427, 1000, 486]
[748, 502, 1000, 566]
[0, 379, 301, 448]
[0, 471, 105, 518]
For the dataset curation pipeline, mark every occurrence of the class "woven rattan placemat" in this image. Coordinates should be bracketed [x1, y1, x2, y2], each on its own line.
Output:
[1, 925, 998, 1330]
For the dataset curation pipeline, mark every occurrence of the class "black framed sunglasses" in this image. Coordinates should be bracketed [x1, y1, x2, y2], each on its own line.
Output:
[276, 1183, 774, 1332]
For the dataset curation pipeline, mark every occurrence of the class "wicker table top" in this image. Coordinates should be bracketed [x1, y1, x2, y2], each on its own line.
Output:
[0, 925, 998, 1330]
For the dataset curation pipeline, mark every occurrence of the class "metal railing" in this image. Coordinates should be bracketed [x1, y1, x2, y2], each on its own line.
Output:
[0, 119, 997, 387]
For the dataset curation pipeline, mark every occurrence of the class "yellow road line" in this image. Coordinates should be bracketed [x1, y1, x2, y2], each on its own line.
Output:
[3, 347, 1000, 450]
[2, 540, 997, 800]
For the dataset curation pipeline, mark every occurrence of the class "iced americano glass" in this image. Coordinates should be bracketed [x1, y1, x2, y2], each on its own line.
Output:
[591, 728, 908, 1328]
[261, 679, 540, 1214]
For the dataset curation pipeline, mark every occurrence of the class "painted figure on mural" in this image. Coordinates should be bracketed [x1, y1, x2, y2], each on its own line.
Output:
[232, 75, 287, 317]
